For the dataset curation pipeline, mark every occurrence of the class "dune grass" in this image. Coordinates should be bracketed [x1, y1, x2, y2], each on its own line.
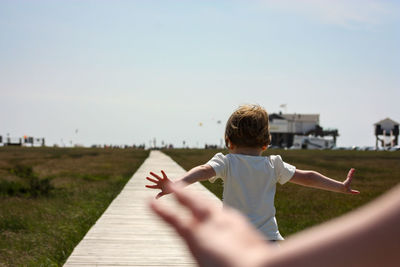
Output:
[0, 147, 149, 266]
[1, 147, 398, 265]
[163, 148, 400, 237]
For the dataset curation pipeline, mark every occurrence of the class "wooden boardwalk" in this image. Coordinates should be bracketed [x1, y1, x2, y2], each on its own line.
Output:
[64, 150, 221, 267]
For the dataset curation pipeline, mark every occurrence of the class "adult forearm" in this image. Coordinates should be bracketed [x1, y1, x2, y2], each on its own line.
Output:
[262, 184, 400, 267]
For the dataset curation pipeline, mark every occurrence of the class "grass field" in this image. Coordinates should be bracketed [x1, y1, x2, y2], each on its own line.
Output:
[164, 148, 400, 237]
[1, 147, 399, 266]
[0, 147, 149, 266]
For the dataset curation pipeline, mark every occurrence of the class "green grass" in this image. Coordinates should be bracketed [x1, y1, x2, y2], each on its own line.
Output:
[2, 147, 398, 265]
[163, 148, 400, 237]
[0, 147, 149, 266]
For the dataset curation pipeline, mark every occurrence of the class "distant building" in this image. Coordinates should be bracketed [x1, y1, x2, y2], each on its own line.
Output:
[5, 137, 22, 146]
[2, 136, 45, 147]
[269, 113, 338, 148]
[374, 118, 399, 149]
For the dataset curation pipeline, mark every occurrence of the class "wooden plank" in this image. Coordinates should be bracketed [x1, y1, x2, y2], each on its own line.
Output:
[64, 150, 221, 267]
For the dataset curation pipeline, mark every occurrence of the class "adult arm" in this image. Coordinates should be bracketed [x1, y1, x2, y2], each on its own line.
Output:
[150, 183, 400, 267]
[265, 184, 400, 267]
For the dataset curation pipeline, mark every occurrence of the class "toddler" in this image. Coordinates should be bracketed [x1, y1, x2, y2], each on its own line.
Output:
[146, 104, 359, 241]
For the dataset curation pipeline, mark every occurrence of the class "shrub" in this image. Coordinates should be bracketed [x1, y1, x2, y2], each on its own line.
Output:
[8, 165, 54, 197]
[0, 180, 27, 196]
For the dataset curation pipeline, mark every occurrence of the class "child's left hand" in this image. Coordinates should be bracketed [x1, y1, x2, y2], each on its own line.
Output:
[343, 168, 360, 194]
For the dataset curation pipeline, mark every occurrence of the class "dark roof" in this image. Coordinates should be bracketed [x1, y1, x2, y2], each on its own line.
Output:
[374, 118, 400, 126]
[269, 113, 285, 120]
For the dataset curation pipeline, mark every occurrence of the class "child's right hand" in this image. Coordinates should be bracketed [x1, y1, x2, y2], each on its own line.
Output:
[343, 168, 360, 195]
[145, 170, 173, 199]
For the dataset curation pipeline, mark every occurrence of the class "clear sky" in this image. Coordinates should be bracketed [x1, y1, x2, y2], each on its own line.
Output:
[1, 0, 399, 148]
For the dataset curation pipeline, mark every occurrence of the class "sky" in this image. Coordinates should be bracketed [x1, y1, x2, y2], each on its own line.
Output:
[1, 0, 399, 148]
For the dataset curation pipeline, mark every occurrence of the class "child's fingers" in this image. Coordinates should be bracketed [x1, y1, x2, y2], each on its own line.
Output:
[344, 169, 359, 194]
[170, 184, 211, 221]
[344, 168, 356, 185]
[161, 170, 168, 179]
[156, 192, 166, 199]
[150, 172, 162, 180]
[347, 168, 355, 179]
[146, 177, 159, 184]
[350, 189, 360, 194]
[146, 185, 159, 189]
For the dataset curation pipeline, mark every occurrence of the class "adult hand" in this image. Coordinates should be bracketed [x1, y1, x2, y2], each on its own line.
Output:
[149, 184, 273, 267]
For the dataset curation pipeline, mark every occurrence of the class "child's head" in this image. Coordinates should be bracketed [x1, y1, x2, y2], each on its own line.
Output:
[225, 104, 271, 149]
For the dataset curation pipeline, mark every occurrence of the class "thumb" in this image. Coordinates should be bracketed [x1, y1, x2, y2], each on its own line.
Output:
[349, 189, 360, 195]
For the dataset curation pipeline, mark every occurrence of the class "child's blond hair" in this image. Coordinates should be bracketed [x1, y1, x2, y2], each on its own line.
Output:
[225, 104, 271, 148]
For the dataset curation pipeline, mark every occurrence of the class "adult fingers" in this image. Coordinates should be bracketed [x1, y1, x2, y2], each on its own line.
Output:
[149, 199, 189, 237]
[170, 184, 212, 221]
[161, 170, 168, 179]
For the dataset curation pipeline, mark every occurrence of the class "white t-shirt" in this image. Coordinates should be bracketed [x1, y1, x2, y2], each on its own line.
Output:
[207, 152, 296, 240]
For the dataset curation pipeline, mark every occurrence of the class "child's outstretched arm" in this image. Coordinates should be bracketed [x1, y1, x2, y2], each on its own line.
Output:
[145, 165, 216, 198]
[289, 168, 360, 194]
